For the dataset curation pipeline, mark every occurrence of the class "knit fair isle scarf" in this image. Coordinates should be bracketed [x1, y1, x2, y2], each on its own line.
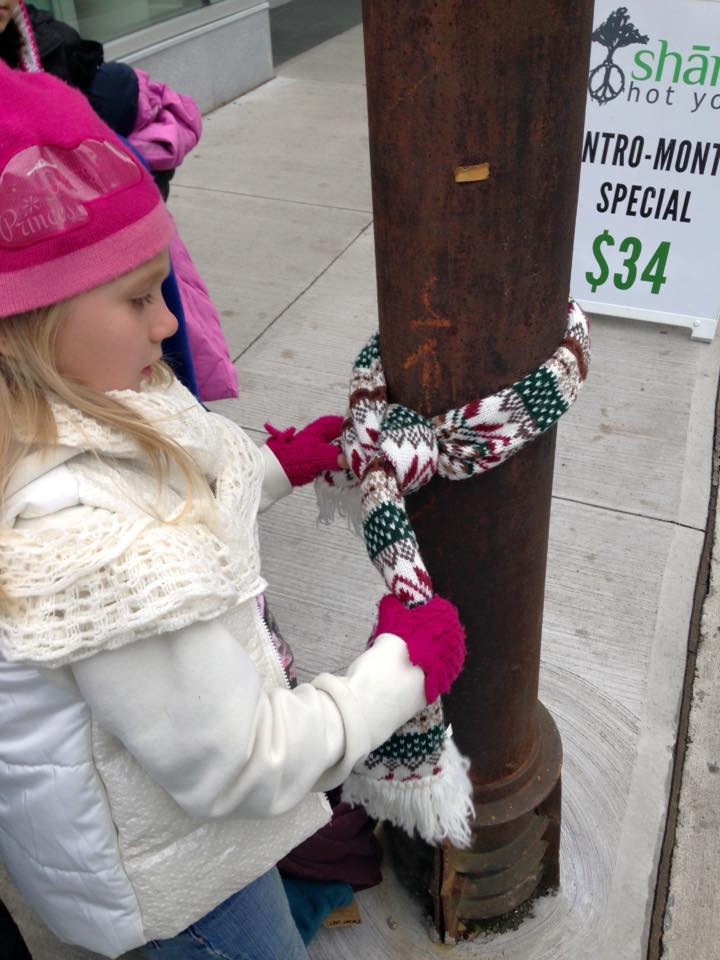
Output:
[317, 301, 590, 848]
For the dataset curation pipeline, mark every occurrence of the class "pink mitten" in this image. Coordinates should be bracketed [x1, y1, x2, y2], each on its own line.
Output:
[265, 416, 344, 487]
[372, 594, 466, 704]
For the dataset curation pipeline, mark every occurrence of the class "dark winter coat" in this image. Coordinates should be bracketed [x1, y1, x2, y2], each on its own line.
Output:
[0, 3, 102, 88]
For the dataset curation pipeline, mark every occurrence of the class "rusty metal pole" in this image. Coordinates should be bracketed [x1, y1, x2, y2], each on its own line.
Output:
[361, 0, 593, 941]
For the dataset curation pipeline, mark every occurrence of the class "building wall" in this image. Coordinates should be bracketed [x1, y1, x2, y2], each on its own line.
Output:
[107, 2, 274, 114]
[38, 0, 278, 112]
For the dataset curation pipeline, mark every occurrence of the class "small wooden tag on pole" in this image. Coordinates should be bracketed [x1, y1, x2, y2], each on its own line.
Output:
[454, 162, 490, 183]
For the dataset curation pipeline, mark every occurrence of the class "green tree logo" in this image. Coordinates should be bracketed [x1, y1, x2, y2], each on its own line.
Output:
[588, 7, 649, 105]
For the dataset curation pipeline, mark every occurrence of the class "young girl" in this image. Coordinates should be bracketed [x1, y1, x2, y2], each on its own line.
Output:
[1, 0, 240, 404]
[0, 65, 465, 959]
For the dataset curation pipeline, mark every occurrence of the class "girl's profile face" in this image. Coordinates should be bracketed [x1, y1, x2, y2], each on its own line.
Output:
[54, 250, 177, 393]
[0, 1, 19, 34]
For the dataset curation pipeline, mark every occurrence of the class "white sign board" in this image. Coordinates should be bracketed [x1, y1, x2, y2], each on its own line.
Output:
[571, 1, 720, 340]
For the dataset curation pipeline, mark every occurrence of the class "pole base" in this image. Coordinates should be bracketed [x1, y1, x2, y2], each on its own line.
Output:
[432, 702, 562, 942]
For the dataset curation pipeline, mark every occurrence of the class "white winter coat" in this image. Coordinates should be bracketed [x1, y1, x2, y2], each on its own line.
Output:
[0, 379, 425, 957]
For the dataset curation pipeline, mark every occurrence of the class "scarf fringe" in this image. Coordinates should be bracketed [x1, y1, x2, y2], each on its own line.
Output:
[314, 473, 364, 537]
[341, 733, 475, 849]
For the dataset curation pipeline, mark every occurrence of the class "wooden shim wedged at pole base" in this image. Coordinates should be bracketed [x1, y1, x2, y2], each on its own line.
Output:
[361, 0, 594, 941]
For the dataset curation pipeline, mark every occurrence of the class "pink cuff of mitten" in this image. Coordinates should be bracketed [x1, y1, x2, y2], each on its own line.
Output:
[372, 594, 466, 704]
[264, 416, 343, 487]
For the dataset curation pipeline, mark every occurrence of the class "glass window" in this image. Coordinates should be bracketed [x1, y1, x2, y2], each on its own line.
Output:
[40, 1, 212, 43]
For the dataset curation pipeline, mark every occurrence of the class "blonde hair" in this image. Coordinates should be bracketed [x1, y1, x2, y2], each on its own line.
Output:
[0, 301, 210, 519]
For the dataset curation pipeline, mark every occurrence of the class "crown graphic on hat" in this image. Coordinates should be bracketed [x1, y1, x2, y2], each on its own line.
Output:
[0, 62, 172, 318]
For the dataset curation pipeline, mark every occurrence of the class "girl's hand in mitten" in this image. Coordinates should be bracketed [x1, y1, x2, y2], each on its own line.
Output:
[372, 594, 466, 704]
[264, 416, 345, 487]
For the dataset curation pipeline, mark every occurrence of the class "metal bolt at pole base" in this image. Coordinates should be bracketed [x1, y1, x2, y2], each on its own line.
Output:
[434, 706, 563, 940]
[361, 0, 593, 941]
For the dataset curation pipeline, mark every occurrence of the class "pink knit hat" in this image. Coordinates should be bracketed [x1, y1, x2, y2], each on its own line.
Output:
[0, 62, 173, 318]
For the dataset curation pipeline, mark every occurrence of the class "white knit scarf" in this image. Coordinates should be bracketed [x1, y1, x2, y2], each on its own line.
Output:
[0, 379, 266, 667]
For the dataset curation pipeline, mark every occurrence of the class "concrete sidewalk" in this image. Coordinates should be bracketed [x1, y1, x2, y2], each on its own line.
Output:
[3, 23, 718, 960]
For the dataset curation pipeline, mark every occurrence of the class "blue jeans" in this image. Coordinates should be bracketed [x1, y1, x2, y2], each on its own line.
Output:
[142, 868, 309, 960]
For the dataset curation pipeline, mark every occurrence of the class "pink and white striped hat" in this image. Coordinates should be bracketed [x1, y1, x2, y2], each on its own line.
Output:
[11, 0, 42, 73]
[0, 61, 172, 318]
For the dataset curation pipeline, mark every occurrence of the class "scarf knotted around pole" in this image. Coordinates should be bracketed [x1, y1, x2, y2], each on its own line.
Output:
[316, 301, 590, 848]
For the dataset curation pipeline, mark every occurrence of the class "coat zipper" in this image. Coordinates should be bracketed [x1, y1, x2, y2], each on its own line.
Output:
[256, 601, 292, 691]
[255, 601, 331, 812]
